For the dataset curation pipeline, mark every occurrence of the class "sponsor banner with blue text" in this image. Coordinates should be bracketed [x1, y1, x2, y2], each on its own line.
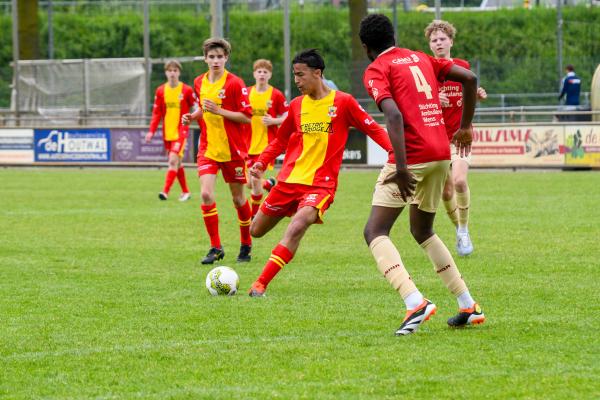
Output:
[34, 128, 110, 162]
[0, 129, 34, 164]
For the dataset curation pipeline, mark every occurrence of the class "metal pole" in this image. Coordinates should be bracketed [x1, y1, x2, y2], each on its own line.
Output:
[435, 0, 442, 19]
[392, 0, 398, 43]
[211, 0, 223, 38]
[83, 59, 90, 120]
[224, 0, 229, 39]
[403, 0, 410, 12]
[11, 0, 20, 125]
[48, 0, 54, 59]
[143, 0, 151, 116]
[556, 0, 563, 90]
[283, 0, 291, 101]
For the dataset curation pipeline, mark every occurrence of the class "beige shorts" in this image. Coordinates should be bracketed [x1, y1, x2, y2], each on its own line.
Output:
[372, 160, 451, 213]
[450, 143, 472, 166]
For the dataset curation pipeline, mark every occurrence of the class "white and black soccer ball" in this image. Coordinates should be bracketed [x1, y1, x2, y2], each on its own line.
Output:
[205, 266, 239, 296]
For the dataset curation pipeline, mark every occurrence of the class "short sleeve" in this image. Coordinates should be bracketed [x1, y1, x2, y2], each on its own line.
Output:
[363, 64, 392, 107]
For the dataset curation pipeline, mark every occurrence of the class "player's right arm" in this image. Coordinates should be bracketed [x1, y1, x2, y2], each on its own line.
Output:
[147, 87, 164, 142]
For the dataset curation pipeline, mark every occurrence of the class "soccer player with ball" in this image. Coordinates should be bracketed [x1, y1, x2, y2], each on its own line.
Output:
[359, 14, 485, 335]
[246, 49, 395, 297]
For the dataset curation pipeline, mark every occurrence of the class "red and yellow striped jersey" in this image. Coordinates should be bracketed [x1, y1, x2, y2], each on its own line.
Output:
[194, 70, 252, 162]
[248, 85, 288, 155]
[257, 90, 394, 190]
[149, 82, 195, 141]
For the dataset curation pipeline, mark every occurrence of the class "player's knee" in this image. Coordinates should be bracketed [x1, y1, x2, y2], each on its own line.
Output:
[454, 178, 468, 192]
[410, 226, 433, 244]
[250, 222, 265, 238]
[442, 186, 454, 200]
[232, 195, 246, 208]
[200, 190, 214, 204]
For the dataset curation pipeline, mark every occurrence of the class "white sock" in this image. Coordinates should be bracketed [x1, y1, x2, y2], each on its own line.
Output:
[457, 291, 476, 309]
[404, 290, 424, 310]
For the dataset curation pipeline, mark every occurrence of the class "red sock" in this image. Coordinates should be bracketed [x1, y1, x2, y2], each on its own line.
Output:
[262, 178, 274, 191]
[236, 199, 252, 246]
[258, 244, 294, 287]
[250, 193, 263, 217]
[162, 169, 177, 194]
[177, 167, 189, 193]
[201, 203, 221, 248]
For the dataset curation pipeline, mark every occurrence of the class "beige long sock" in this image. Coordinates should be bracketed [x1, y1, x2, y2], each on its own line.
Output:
[369, 236, 418, 299]
[456, 188, 470, 230]
[443, 194, 459, 227]
[420, 234, 468, 296]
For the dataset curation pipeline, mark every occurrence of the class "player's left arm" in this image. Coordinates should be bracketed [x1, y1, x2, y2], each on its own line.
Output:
[445, 64, 478, 157]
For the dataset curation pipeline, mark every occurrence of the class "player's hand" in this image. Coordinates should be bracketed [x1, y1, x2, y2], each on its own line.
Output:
[249, 161, 265, 179]
[182, 113, 192, 126]
[383, 167, 416, 202]
[452, 127, 473, 157]
[477, 87, 488, 100]
[439, 90, 450, 107]
[203, 100, 220, 115]
[262, 115, 276, 126]
[145, 132, 153, 143]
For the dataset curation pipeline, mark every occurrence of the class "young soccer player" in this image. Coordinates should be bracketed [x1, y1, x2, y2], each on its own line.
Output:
[146, 60, 194, 201]
[426, 20, 487, 256]
[182, 38, 253, 264]
[246, 49, 394, 297]
[247, 59, 289, 217]
[359, 14, 485, 335]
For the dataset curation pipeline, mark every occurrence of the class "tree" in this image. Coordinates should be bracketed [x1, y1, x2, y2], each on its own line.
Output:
[17, 0, 40, 60]
[348, 0, 367, 97]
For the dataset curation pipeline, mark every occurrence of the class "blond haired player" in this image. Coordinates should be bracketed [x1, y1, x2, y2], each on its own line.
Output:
[360, 14, 485, 335]
[247, 59, 289, 217]
[425, 20, 487, 256]
[146, 60, 195, 201]
[182, 38, 253, 264]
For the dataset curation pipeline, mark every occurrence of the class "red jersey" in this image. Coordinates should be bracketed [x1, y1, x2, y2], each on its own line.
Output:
[257, 90, 394, 190]
[248, 85, 289, 155]
[363, 47, 453, 165]
[194, 70, 252, 162]
[149, 82, 195, 141]
[440, 58, 470, 140]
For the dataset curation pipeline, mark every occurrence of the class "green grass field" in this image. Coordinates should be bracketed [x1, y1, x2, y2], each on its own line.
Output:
[1, 167, 599, 399]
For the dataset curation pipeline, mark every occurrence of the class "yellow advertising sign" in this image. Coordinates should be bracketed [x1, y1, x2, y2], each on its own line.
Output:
[564, 125, 600, 167]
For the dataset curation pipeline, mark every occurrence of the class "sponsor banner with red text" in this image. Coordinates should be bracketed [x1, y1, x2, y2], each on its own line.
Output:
[0, 129, 34, 163]
[471, 125, 565, 167]
[564, 125, 600, 167]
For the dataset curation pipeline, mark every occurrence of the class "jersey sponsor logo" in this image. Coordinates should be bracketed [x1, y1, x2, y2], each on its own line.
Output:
[252, 108, 268, 117]
[411, 54, 420, 62]
[391, 54, 420, 65]
[300, 121, 333, 135]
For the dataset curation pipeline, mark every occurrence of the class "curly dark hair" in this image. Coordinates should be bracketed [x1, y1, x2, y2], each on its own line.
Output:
[292, 49, 326, 73]
[359, 14, 395, 53]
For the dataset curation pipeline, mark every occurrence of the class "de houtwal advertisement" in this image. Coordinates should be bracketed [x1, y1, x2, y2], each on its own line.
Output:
[34, 129, 111, 162]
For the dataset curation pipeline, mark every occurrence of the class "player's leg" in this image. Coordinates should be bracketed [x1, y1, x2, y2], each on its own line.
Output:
[249, 205, 319, 297]
[199, 172, 224, 264]
[452, 158, 473, 256]
[365, 163, 435, 335]
[410, 161, 484, 327]
[249, 168, 265, 218]
[159, 148, 180, 200]
[176, 140, 191, 201]
[442, 169, 458, 227]
[229, 181, 253, 262]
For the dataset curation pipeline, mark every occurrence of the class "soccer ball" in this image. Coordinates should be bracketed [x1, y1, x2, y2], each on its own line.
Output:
[205, 266, 239, 296]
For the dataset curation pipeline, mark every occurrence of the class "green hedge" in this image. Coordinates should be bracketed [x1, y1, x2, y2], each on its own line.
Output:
[1, 6, 599, 108]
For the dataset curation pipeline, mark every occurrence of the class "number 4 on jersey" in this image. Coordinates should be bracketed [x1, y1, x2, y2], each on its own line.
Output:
[409, 66, 433, 99]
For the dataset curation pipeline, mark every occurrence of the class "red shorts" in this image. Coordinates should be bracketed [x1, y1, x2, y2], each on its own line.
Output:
[246, 154, 274, 170]
[260, 181, 335, 223]
[197, 154, 247, 184]
[164, 136, 186, 158]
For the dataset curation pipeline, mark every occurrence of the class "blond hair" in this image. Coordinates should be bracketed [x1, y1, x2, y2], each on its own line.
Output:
[253, 59, 273, 72]
[164, 59, 182, 71]
[203, 37, 232, 57]
[424, 20, 457, 40]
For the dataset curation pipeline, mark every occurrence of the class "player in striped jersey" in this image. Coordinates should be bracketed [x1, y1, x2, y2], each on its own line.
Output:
[182, 38, 254, 265]
[247, 59, 289, 217]
[246, 49, 395, 297]
[146, 60, 195, 201]
[426, 20, 487, 256]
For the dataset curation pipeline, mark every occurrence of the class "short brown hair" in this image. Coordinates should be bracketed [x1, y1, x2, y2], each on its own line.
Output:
[164, 60, 182, 71]
[424, 20, 457, 40]
[253, 59, 273, 72]
[203, 37, 232, 57]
